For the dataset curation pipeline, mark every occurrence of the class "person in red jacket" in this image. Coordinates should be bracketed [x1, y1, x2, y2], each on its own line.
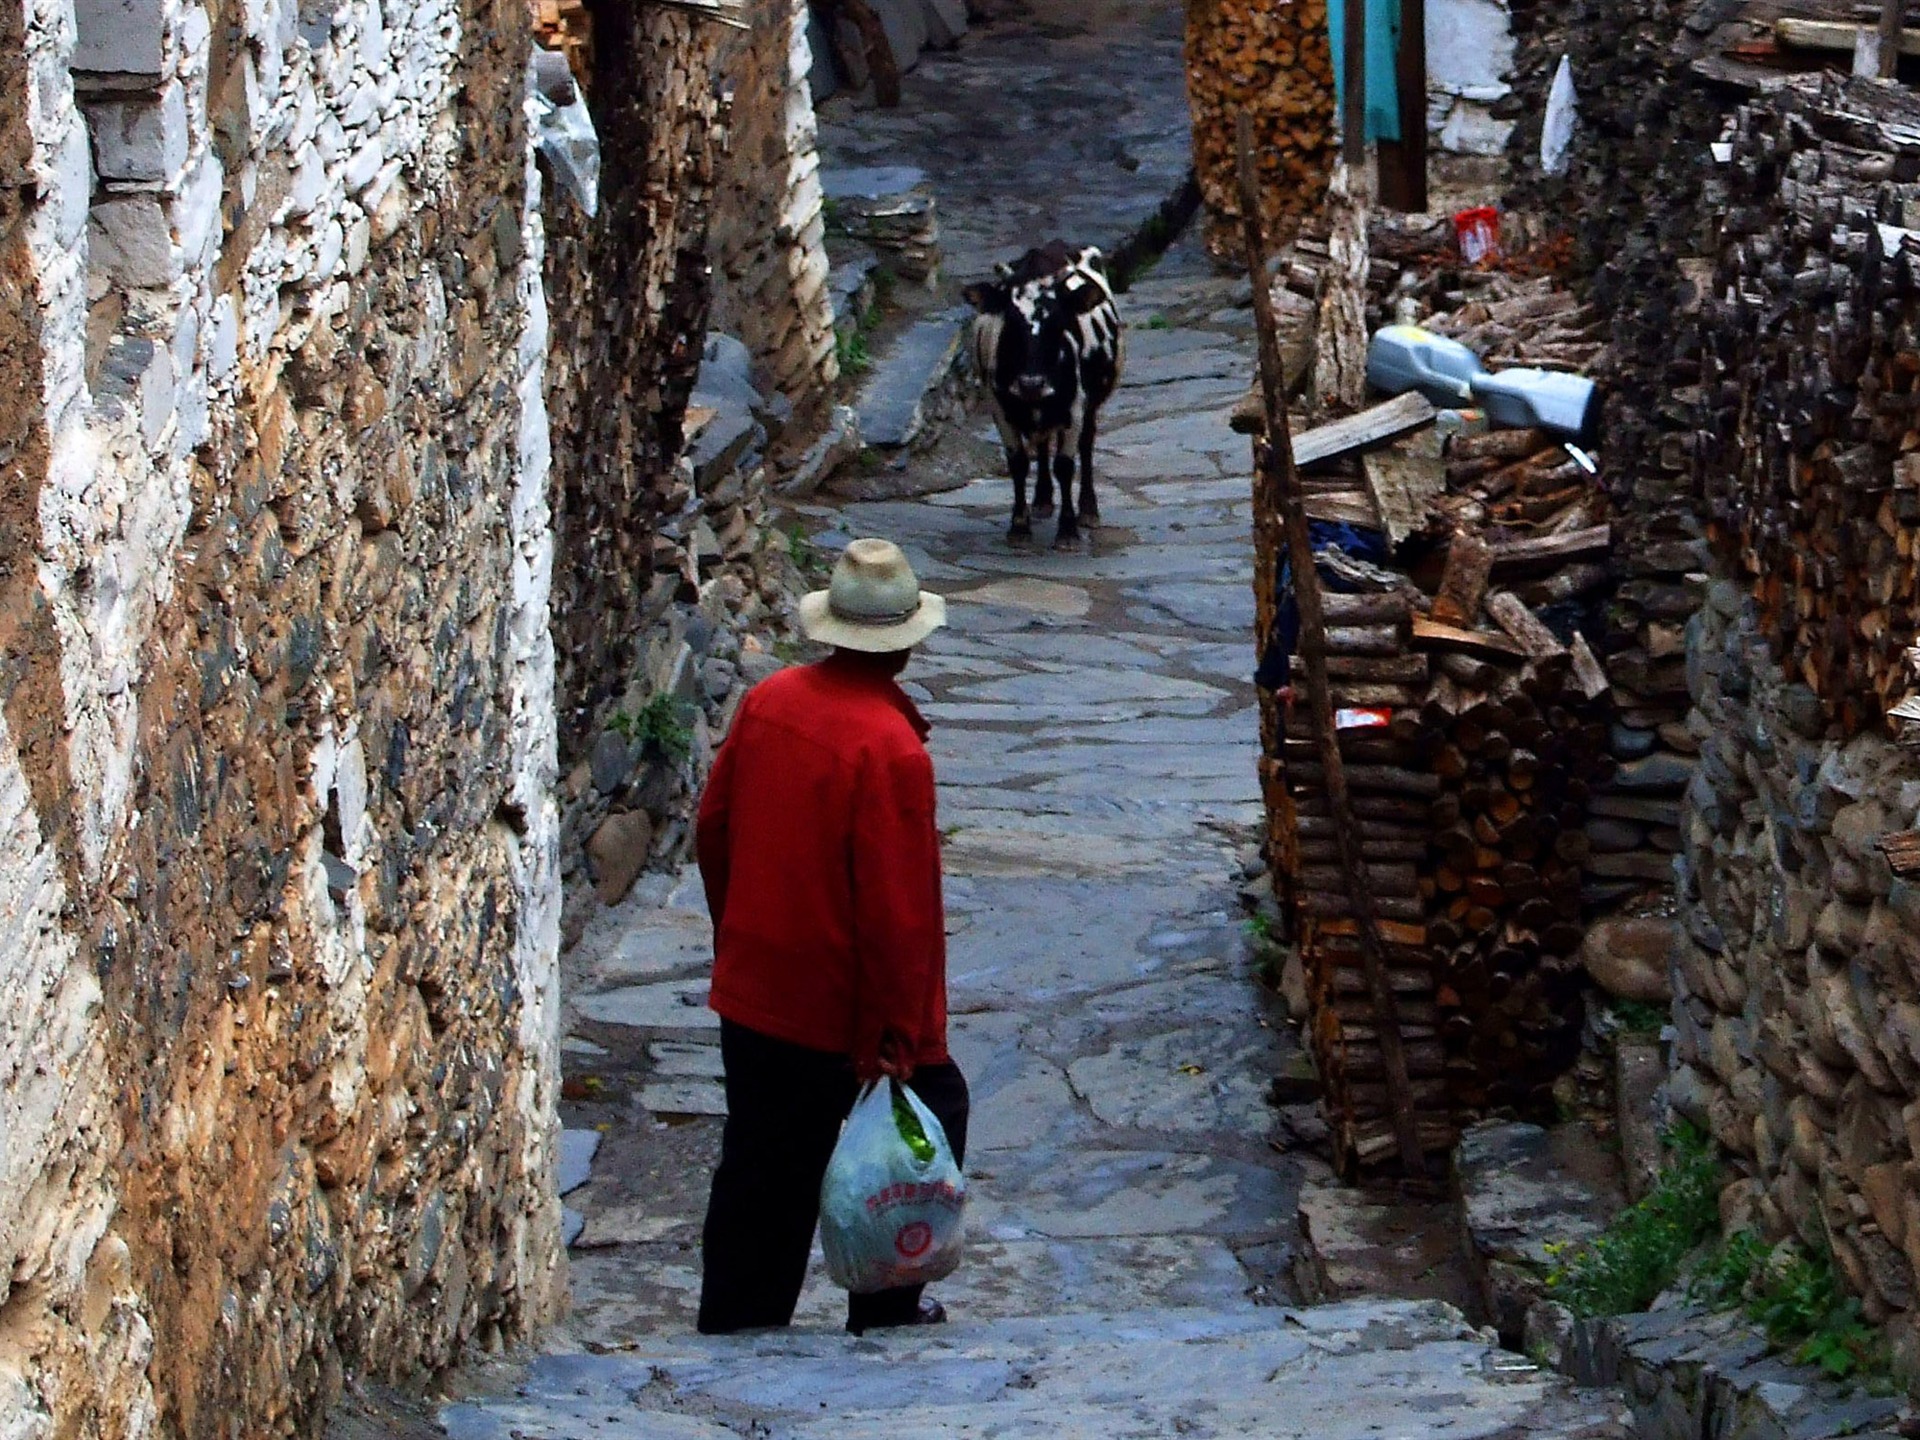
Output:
[694, 537, 966, 1336]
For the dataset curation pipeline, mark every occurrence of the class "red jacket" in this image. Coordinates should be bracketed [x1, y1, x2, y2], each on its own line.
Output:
[696, 653, 948, 1073]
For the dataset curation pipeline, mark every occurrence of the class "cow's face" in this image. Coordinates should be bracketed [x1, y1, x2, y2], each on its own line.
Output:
[964, 271, 1104, 408]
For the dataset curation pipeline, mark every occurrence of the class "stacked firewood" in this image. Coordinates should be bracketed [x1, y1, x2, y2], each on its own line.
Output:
[532, 0, 593, 81]
[1268, 425, 1622, 1148]
[1700, 74, 1920, 731]
[1424, 280, 1607, 374]
[1184, 0, 1337, 261]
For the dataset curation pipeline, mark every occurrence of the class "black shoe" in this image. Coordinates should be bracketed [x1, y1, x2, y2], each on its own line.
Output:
[846, 1297, 947, 1336]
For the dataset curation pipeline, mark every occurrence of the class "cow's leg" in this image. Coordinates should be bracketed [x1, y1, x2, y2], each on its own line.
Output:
[1077, 403, 1102, 525]
[1032, 434, 1055, 518]
[1007, 445, 1032, 542]
[1051, 444, 1079, 549]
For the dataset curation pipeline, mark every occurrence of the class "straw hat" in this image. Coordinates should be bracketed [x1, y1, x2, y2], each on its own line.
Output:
[798, 538, 947, 653]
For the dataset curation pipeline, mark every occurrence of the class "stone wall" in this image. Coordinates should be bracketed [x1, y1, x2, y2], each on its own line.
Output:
[1670, 73, 1920, 1350]
[542, 6, 725, 757]
[1, 0, 566, 1432]
[1679, 586, 1920, 1338]
[707, 0, 838, 427]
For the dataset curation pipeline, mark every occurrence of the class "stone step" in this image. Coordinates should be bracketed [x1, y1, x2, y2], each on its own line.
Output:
[438, 1300, 1632, 1439]
[854, 310, 967, 450]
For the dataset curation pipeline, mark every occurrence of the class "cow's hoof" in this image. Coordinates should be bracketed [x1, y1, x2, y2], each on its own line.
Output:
[1052, 530, 1080, 551]
[1079, 503, 1101, 526]
[1033, 500, 1055, 519]
[1008, 520, 1033, 543]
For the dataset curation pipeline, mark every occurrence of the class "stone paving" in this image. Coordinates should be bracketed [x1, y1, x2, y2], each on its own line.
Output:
[437, 229, 1633, 1440]
[428, 3, 1643, 1434]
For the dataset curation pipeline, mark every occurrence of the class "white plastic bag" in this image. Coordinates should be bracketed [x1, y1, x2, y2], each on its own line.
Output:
[1541, 55, 1578, 177]
[819, 1079, 966, 1294]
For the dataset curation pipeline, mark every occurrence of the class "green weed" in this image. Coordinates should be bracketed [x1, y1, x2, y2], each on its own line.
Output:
[1143, 314, 1171, 331]
[1544, 1123, 1721, 1317]
[1693, 1234, 1886, 1380]
[1610, 1000, 1668, 1038]
[609, 693, 694, 763]
[835, 327, 873, 376]
[1688, 1227, 1768, 1309]
[784, 522, 831, 580]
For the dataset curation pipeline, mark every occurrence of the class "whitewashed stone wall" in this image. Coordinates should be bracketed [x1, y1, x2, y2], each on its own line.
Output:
[1427, 0, 1515, 157]
[709, 0, 837, 423]
[0, 0, 564, 1431]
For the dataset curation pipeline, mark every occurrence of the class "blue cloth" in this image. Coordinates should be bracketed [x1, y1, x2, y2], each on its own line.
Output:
[1256, 523, 1392, 692]
[1326, 0, 1402, 144]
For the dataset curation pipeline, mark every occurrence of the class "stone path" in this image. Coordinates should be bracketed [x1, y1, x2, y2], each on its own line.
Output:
[430, 4, 1639, 1435]
[437, 228, 1631, 1440]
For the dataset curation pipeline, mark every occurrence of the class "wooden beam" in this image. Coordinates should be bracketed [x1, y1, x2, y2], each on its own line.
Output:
[1488, 523, 1613, 575]
[1293, 392, 1437, 469]
[1879, 829, 1920, 879]
[1342, 0, 1366, 170]
[1377, 0, 1428, 211]
[1777, 16, 1920, 55]
[1237, 114, 1428, 1182]
[1411, 615, 1527, 659]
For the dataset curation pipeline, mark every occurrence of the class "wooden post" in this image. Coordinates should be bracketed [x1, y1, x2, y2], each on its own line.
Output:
[1342, 0, 1367, 171]
[1235, 114, 1428, 1181]
[1377, 0, 1428, 212]
[1881, 0, 1902, 76]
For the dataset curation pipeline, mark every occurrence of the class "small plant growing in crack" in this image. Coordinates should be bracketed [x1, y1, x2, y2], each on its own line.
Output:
[1691, 1232, 1888, 1381]
[835, 327, 873, 376]
[610, 693, 694, 763]
[1608, 999, 1667, 1037]
[783, 522, 832, 581]
[1544, 1122, 1720, 1318]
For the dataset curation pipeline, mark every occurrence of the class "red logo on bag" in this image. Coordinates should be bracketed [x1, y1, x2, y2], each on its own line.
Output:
[894, 1221, 934, 1259]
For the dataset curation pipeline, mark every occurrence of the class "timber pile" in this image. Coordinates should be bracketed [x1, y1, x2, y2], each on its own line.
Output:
[1265, 421, 1624, 1153]
[1250, 218, 1722, 1166]
[532, 0, 593, 80]
[1700, 74, 1920, 729]
[1185, 0, 1337, 261]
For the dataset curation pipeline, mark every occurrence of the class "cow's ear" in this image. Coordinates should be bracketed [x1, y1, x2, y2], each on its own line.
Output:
[963, 281, 1009, 314]
[1061, 275, 1108, 314]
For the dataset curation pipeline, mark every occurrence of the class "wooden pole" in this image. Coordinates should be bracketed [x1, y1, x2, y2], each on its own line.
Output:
[1342, 0, 1367, 171]
[1235, 114, 1428, 1181]
[1881, 0, 1902, 76]
[1377, 0, 1428, 212]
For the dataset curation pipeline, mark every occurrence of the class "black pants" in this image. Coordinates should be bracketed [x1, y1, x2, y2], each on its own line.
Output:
[697, 1020, 970, 1334]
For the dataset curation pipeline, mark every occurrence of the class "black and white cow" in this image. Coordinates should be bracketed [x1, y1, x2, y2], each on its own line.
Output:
[962, 241, 1124, 548]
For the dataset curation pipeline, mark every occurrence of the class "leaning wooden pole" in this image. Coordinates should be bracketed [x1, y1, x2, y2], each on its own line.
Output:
[1342, 0, 1367, 171]
[1880, 0, 1902, 76]
[1235, 115, 1427, 1179]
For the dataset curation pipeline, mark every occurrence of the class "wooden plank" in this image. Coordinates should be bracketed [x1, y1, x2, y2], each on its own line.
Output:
[1430, 530, 1494, 626]
[1237, 116, 1429, 1183]
[1411, 615, 1527, 659]
[1484, 590, 1567, 661]
[1304, 491, 1384, 527]
[1488, 524, 1613, 574]
[1361, 443, 1446, 547]
[1292, 391, 1438, 470]
[1879, 829, 1920, 879]
[1569, 632, 1611, 701]
[1776, 16, 1920, 54]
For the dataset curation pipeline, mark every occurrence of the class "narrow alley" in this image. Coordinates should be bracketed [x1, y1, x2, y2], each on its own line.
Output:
[441, 227, 1629, 1440]
[428, 6, 1632, 1436]
[19, 0, 1920, 1430]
